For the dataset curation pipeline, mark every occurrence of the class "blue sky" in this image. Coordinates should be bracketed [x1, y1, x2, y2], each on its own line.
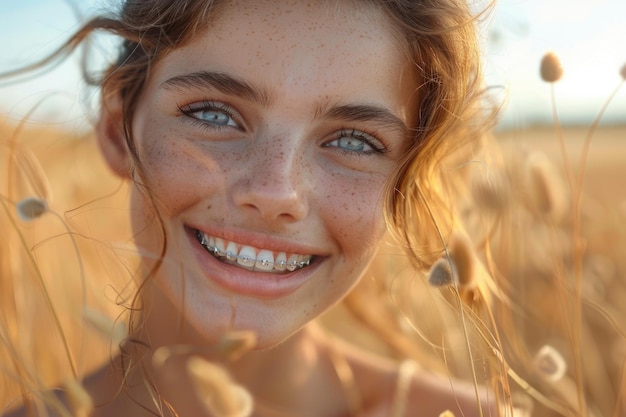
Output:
[1, 0, 625, 129]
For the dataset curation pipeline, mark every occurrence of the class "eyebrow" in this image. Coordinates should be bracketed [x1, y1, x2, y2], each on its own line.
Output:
[160, 71, 271, 106]
[161, 71, 408, 135]
[320, 104, 409, 136]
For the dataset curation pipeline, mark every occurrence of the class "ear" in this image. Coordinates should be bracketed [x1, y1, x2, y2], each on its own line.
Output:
[96, 93, 132, 179]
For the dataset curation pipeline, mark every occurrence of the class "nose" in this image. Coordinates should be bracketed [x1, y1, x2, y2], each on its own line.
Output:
[231, 142, 309, 223]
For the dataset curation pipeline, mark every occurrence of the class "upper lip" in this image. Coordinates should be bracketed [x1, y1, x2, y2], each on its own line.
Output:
[186, 224, 328, 256]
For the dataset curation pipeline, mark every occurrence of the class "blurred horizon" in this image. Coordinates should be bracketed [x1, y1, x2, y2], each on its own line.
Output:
[0, 0, 625, 131]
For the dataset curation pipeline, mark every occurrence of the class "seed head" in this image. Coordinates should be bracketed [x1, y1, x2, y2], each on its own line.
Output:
[523, 152, 567, 221]
[533, 345, 567, 382]
[540, 52, 563, 83]
[471, 172, 510, 213]
[218, 330, 257, 361]
[187, 357, 253, 417]
[63, 378, 94, 417]
[83, 307, 127, 348]
[428, 257, 456, 287]
[448, 233, 477, 289]
[428, 233, 478, 291]
[16, 197, 48, 221]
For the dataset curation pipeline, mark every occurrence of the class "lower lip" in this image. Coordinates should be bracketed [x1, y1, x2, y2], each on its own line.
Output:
[185, 227, 320, 299]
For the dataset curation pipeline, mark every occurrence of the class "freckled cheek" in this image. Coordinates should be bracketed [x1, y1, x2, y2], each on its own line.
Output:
[318, 173, 387, 257]
[134, 132, 226, 216]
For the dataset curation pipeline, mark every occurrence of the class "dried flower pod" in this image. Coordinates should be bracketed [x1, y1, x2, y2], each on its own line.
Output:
[16, 197, 48, 221]
[63, 378, 94, 417]
[471, 172, 510, 213]
[428, 233, 478, 291]
[533, 345, 567, 382]
[428, 257, 456, 287]
[447, 232, 477, 289]
[523, 152, 568, 221]
[620, 62, 626, 80]
[510, 392, 534, 417]
[152, 346, 177, 369]
[83, 307, 127, 348]
[540, 51, 563, 83]
[187, 357, 253, 417]
[218, 330, 257, 361]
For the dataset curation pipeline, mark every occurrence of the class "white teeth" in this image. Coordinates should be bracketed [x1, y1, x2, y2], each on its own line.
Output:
[237, 245, 256, 268]
[195, 230, 313, 273]
[255, 250, 274, 271]
[225, 241, 238, 261]
[215, 238, 225, 254]
[274, 252, 287, 272]
[286, 254, 299, 272]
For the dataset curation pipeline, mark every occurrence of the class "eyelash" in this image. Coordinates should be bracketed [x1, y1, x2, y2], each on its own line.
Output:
[326, 129, 389, 156]
[177, 101, 242, 131]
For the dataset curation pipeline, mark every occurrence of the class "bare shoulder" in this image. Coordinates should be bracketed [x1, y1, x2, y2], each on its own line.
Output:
[327, 337, 492, 417]
[402, 365, 493, 417]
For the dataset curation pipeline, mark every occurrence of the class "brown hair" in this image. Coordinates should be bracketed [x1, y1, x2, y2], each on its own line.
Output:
[375, 0, 493, 268]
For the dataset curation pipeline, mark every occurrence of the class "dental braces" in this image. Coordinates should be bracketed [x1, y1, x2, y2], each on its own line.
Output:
[197, 231, 311, 270]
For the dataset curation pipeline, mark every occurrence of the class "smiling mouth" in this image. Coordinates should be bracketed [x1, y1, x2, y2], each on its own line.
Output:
[194, 230, 313, 274]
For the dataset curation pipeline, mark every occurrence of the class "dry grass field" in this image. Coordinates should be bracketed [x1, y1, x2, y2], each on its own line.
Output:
[489, 124, 626, 416]
[0, 120, 624, 416]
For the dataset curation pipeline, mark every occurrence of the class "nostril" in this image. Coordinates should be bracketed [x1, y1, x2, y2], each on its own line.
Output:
[230, 153, 309, 221]
[232, 184, 307, 222]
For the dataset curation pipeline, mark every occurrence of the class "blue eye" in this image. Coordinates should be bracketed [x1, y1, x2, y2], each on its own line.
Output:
[179, 101, 241, 129]
[195, 110, 236, 127]
[325, 129, 386, 154]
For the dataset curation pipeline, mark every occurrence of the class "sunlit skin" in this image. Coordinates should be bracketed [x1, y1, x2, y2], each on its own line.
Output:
[63, 1, 490, 416]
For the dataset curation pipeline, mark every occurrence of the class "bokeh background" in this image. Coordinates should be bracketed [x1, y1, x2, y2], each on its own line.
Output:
[1, 1, 625, 416]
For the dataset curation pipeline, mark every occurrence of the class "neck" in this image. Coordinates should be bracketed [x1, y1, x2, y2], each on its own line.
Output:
[90, 285, 352, 416]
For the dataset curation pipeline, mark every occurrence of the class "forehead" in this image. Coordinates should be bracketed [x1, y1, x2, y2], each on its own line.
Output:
[207, 0, 398, 48]
[151, 0, 415, 118]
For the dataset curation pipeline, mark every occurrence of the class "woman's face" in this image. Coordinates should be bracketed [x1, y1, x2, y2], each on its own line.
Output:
[124, 0, 417, 348]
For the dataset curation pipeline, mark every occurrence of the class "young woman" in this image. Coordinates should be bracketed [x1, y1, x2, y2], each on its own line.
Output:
[1, 0, 499, 415]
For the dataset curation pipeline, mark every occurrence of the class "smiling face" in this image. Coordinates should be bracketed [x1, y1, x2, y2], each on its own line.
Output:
[109, 0, 418, 348]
